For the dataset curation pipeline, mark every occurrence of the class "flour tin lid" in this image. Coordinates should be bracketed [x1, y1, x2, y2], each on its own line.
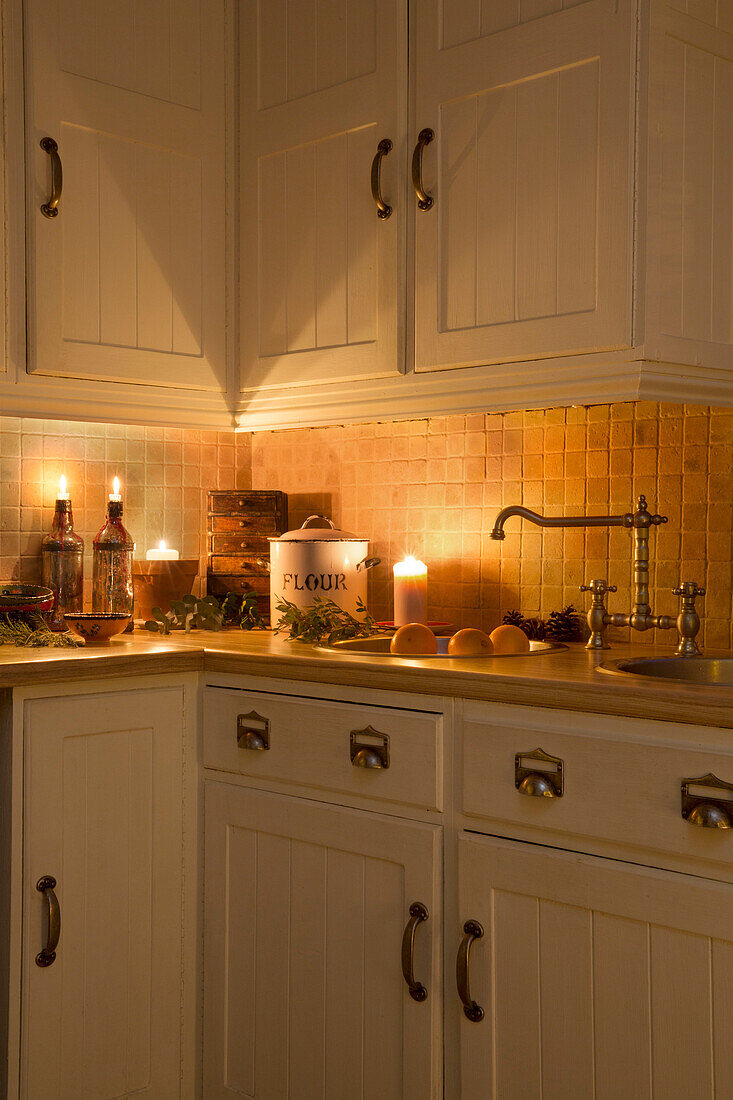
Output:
[269, 515, 366, 543]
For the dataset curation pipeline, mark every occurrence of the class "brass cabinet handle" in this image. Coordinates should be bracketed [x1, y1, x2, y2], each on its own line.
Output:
[401, 902, 429, 1002]
[515, 747, 564, 798]
[371, 138, 393, 219]
[681, 773, 733, 829]
[411, 128, 434, 211]
[40, 137, 63, 218]
[456, 919, 484, 1022]
[36, 875, 61, 967]
[350, 726, 390, 769]
[237, 710, 270, 751]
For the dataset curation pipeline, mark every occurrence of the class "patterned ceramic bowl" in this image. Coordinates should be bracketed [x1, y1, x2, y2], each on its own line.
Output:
[63, 612, 131, 643]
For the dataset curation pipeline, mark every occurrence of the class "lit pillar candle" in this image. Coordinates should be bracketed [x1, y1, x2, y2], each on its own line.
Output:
[393, 556, 428, 627]
[146, 540, 180, 561]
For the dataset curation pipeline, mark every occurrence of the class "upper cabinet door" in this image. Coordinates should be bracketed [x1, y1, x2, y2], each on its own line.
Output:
[239, 0, 406, 393]
[25, 0, 226, 391]
[413, 0, 635, 373]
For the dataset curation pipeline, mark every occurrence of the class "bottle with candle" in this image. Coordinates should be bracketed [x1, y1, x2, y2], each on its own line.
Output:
[92, 477, 135, 626]
[41, 475, 84, 630]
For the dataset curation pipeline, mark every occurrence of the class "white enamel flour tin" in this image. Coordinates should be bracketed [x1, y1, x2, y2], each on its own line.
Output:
[268, 515, 379, 625]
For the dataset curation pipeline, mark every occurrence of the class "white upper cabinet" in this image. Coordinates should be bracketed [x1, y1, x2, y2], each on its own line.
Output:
[644, 0, 733, 375]
[239, 0, 406, 393]
[414, 0, 634, 372]
[24, 0, 226, 391]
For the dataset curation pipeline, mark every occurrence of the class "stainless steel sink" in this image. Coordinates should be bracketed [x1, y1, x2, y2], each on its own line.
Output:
[318, 636, 566, 660]
[598, 657, 733, 685]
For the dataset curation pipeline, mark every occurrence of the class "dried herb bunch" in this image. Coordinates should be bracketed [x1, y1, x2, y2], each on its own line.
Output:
[503, 605, 585, 643]
[0, 611, 84, 648]
[273, 596, 380, 646]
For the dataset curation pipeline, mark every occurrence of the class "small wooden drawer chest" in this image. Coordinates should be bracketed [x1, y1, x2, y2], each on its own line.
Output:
[206, 490, 287, 622]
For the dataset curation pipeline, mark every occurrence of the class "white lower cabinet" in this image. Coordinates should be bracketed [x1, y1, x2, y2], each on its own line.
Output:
[202, 781, 442, 1099]
[456, 831, 733, 1099]
[19, 684, 194, 1099]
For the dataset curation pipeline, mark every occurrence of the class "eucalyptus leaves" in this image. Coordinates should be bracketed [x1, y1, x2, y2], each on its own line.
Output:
[273, 596, 379, 645]
[144, 591, 265, 635]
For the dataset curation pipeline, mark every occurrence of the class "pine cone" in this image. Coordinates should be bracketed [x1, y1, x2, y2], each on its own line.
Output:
[502, 610, 525, 628]
[546, 605, 585, 642]
[521, 617, 547, 641]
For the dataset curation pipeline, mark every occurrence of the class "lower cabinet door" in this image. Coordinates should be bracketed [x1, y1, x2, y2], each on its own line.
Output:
[20, 686, 190, 1099]
[456, 832, 733, 1100]
[203, 782, 442, 1099]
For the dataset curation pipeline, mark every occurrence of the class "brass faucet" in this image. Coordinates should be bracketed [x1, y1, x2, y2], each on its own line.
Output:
[490, 495, 705, 655]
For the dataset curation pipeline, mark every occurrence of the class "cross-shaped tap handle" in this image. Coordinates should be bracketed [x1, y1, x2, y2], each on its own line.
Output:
[580, 579, 617, 601]
[673, 581, 706, 601]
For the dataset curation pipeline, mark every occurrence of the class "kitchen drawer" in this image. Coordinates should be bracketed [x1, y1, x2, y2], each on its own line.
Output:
[210, 532, 273, 554]
[209, 557, 270, 581]
[207, 575, 270, 601]
[461, 703, 733, 869]
[208, 491, 285, 516]
[203, 687, 443, 812]
[209, 515, 278, 535]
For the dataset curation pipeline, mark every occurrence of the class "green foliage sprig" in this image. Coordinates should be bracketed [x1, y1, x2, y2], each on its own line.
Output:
[0, 611, 84, 648]
[144, 592, 266, 635]
[273, 595, 379, 646]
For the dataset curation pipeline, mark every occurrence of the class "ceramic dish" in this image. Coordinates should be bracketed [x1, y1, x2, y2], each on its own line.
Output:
[0, 583, 55, 612]
[63, 612, 131, 643]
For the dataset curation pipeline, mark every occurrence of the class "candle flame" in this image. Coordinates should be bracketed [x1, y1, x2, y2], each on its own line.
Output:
[393, 555, 428, 577]
[59, 475, 67, 496]
[158, 540, 167, 551]
[113, 476, 120, 497]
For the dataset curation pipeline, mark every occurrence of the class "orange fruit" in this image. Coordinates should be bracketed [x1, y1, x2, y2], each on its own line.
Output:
[489, 623, 531, 654]
[447, 628, 494, 657]
[390, 622, 438, 655]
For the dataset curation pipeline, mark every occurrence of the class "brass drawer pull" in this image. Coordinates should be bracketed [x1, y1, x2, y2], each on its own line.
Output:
[411, 128, 434, 210]
[401, 902, 429, 1002]
[371, 137, 393, 219]
[350, 726, 390, 769]
[36, 875, 61, 967]
[237, 711, 270, 751]
[681, 773, 733, 829]
[515, 746, 564, 798]
[456, 919, 484, 1022]
[40, 137, 63, 218]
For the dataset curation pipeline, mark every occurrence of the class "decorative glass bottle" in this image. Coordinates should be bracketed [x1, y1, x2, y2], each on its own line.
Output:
[41, 480, 84, 629]
[92, 498, 135, 621]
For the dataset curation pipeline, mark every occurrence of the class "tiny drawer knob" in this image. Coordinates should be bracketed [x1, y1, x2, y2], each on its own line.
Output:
[681, 773, 733, 829]
[515, 747, 564, 798]
[237, 711, 270, 751]
[350, 726, 390, 769]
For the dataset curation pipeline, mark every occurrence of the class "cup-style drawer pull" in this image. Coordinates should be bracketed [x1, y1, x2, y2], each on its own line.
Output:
[237, 711, 270, 751]
[350, 726, 390, 769]
[515, 747, 564, 798]
[681, 773, 733, 829]
[36, 875, 61, 967]
[401, 902, 429, 1002]
[456, 919, 484, 1022]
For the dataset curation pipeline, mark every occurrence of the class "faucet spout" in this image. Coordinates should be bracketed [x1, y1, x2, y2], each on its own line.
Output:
[489, 505, 633, 541]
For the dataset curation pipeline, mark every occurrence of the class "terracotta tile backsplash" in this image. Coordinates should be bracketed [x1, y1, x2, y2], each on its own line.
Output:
[1, 401, 732, 650]
[250, 402, 733, 650]
[0, 418, 251, 601]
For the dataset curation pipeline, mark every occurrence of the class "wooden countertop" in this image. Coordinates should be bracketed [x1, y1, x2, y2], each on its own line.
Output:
[1, 629, 732, 727]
